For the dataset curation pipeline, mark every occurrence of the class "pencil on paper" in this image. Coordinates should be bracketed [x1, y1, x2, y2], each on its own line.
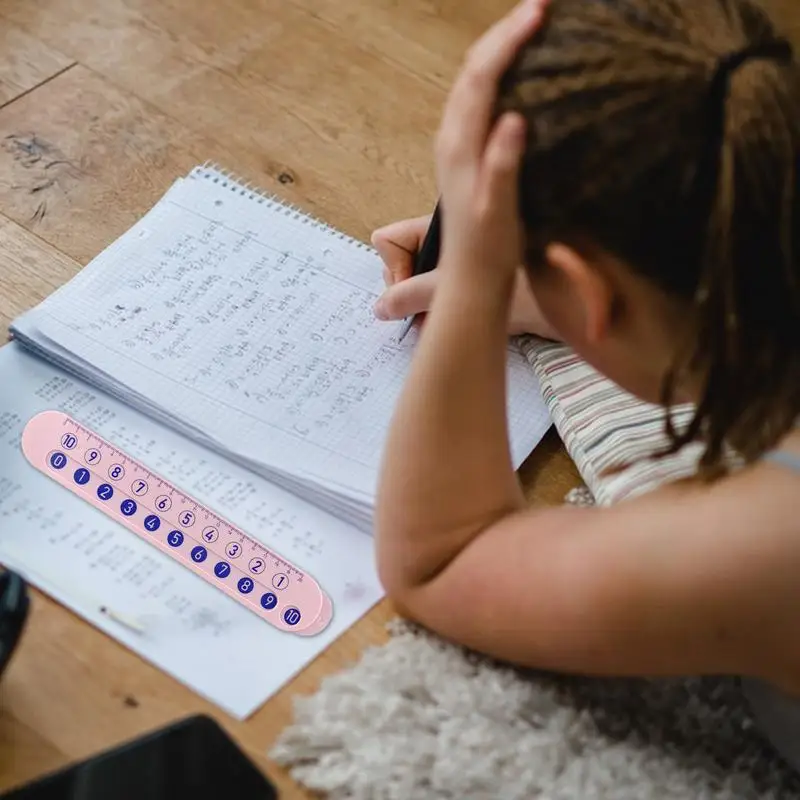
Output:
[99, 605, 147, 635]
[0, 549, 148, 636]
[396, 316, 414, 343]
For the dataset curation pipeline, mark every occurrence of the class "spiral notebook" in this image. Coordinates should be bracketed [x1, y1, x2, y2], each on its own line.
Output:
[0, 165, 551, 716]
[10, 165, 552, 532]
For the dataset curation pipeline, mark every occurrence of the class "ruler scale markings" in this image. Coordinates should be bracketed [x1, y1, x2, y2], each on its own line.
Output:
[23, 411, 332, 634]
[57, 418, 306, 581]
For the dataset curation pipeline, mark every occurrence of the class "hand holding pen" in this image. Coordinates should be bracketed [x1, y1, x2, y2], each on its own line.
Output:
[371, 204, 559, 341]
[372, 205, 441, 343]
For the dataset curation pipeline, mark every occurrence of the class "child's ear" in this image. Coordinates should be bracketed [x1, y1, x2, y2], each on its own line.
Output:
[544, 243, 615, 344]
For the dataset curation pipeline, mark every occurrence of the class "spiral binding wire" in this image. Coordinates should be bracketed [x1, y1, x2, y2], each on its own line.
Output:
[195, 161, 372, 251]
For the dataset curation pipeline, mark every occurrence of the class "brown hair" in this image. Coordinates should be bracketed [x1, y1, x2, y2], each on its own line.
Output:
[498, 0, 800, 475]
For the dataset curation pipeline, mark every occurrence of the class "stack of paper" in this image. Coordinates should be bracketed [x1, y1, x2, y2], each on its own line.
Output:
[11, 166, 552, 533]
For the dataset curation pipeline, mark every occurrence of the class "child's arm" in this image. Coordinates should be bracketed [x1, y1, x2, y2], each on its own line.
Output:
[379, 459, 800, 679]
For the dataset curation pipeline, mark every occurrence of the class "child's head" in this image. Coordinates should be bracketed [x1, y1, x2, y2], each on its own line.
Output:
[499, 0, 799, 472]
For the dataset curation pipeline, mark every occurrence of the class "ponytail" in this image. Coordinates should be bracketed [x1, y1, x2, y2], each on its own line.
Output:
[662, 36, 800, 473]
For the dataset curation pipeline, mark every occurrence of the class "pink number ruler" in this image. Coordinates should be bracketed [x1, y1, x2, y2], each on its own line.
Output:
[22, 411, 332, 636]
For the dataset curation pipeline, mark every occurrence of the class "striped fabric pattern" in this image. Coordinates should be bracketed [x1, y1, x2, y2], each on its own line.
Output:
[519, 338, 703, 506]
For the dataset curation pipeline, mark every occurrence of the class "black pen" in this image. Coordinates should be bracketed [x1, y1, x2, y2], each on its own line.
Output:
[396, 201, 442, 343]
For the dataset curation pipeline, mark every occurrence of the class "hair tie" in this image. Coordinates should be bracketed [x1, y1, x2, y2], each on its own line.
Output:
[709, 39, 794, 105]
[688, 38, 794, 260]
[704, 38, 794, 151]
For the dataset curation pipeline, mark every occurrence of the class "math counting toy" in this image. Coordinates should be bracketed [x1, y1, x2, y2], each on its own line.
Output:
[22, 411, 333, 636]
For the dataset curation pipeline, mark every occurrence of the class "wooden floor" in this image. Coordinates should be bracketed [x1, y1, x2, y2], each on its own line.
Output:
[0, 0, 584, 795]
[0, 0, 796, 795]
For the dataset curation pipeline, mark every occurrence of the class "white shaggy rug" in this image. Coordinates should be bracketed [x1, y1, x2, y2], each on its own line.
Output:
[271, 491, 800, 799]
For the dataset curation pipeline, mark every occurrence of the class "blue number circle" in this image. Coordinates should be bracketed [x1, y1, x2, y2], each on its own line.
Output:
[191, 546, 207, 563]
[73, 468, 91, 485]
[49, 451, 67, 470]
[143, 514, 161, 532]
[283, 607, 302, 627]
[214, 561, 231, 579]
[120, 499, 137, 517]
[237, 577, 254, 595]
[97, 483, 114, 501]
[260, 593, 278, 611]
[167, 530, 184, 548]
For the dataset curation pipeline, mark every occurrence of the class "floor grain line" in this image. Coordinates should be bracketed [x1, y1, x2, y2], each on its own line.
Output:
[0, 62, 77, 114]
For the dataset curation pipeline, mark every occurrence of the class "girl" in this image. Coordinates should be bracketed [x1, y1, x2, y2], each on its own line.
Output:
[371, 0, 800, 771]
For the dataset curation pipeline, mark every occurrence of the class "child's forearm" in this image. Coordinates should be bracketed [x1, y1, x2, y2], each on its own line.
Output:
[375, 262, 525, 591]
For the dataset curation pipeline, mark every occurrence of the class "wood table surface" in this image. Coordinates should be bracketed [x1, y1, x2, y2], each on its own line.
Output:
[0, 1, 582, 794]
[0, 0, 795, 795]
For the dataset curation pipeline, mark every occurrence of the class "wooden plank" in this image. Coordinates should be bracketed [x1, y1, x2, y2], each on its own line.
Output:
[0, 22, 73, 109]
[0, 0, 443, 240]
[284, 0, 507, 88]
[520, 427, 582, 505]
[0, 704, 67, 792]
[117, 0, 501, 91]
[0, 65, 237, 264]
[0, 214, 78, 330]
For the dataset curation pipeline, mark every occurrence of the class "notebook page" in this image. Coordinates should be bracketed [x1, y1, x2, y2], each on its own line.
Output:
[13, 166, 551, 504]
[0, 343, 382, 719]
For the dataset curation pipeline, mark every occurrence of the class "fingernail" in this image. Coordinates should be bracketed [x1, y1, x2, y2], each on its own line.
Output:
[373, 299, 388, 320]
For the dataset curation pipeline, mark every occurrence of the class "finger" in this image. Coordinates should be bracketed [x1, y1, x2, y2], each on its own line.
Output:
[371, 215, 432, 283]
[439, 0, 548, 163]
[373, 272, 437, 320]
[481, 112, 527, 212]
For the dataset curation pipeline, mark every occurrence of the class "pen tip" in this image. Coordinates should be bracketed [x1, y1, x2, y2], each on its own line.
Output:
[396, 317, 414, 344]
